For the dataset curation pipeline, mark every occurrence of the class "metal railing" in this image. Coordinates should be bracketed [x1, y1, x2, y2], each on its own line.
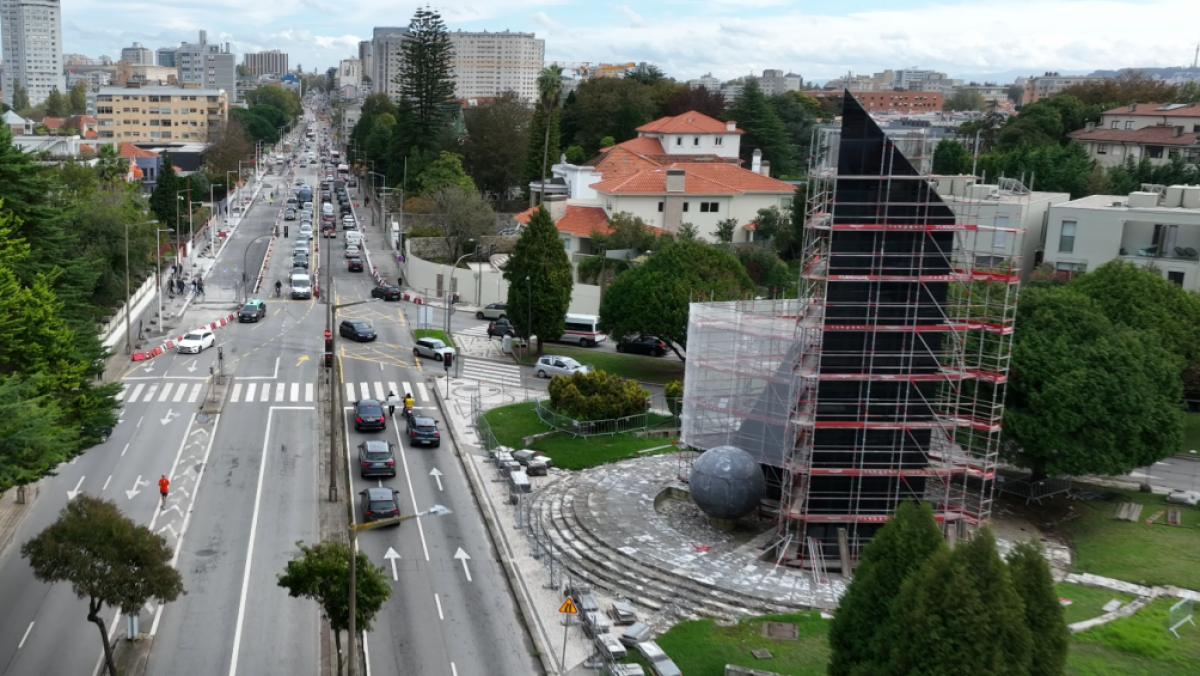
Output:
[533, 396, 680, 439]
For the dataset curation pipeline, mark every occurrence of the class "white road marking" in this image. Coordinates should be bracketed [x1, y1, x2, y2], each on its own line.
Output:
[305, 383, 314, 402]
[116, 385, 128, 402]
[275, 383, 285, 402]
[416, 382, 429, 402]
[228, 409, 276, 676]
[260, 383, 270, 402]
[121, 443, 130, 457]
[454, 548, 472, 582]
[67, 476, 85, 501]
[359, 382, 370, 400]
[391, 425, 430, 561]
[143, 384, 158, 402]
[245, 383, 257, 402]
[290, 383, 299, 402]
[230, 383, 242, 402]
[173, 383, 187, 402]
[435, 593, 444, 620]
[128, 383, 145, 402]
[102, 475, 112, 492]
[158, 382, 174, 402]
[345, 382, 355, 401]
[18, 621, 33, 649]
[373, 381, 385, 401]
[190, 383, 203, 403]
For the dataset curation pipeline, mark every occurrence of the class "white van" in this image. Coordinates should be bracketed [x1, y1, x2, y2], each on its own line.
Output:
[557, 314, 606, 347]
[322, 202, 334, 216]
[345, 231, 362, 247]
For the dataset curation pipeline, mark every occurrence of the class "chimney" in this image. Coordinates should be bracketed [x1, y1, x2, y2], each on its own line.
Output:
[760, 160, 771, 177]
[544, 194, 567, 223]
[751, 148, 762, 174]
[726, 120, 737, 131]
[665, 168, 686, 193]
[1085, 121, 1095, 131]
[1129, 103, 1137, 112]
[1175, 126, 1185, 137]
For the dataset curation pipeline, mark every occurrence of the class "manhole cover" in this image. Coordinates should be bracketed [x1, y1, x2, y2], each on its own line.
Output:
[196, 413, 211, 423]
[751, 648, 773, 659]
[761, 622, 798, 640]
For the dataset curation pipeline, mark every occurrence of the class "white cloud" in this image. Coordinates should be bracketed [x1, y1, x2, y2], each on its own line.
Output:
[614, 5, 645, 28]
[529, 11, 566, 34]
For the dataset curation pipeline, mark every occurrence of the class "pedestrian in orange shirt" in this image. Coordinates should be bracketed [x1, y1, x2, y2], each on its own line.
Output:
[159, 475, 170, 510]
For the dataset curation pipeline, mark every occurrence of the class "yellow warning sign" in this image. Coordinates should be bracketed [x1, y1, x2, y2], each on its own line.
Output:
[558, 597, 578, 615]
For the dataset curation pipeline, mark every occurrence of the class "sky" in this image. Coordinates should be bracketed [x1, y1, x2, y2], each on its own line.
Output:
[57, 0, 1200, 83]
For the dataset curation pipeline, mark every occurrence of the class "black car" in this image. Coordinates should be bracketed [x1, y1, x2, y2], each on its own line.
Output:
[293, 253, 309, 269]
[340, 319, 376, 342]
[348, 257, 364, 272]
[487, 318, 520, 338]
[371, 285, 402, 301]
[406, 415, 441, 447]
[617, 335, 668, 357]
[360, 486, 400, 523]
[353, 398, 387, 431]
[238, 299, 267, 322]
[358, 440, 396, 477]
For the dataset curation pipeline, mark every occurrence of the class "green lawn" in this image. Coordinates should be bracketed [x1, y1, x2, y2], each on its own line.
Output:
[481, 401, 676, 470]
[515, 346, 684, 385]
[622, 612, 832, 676]
[1034, 487, 1200, 590]
[413, 328, 454, 346]
[1068, 597, 1200, 676]
[1056, 582, 1137, 626]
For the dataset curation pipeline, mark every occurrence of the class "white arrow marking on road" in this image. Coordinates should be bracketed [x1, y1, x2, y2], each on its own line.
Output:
[142, 360, 155, 373]
[454, 547, 472, 582]
[384, 547, 401, 581]
[126, 475, 148, 500]
[157, 523, 178, 538]
[67, 476, 85, 501]
[190, 427, 210, 440]
[160, 409, 180, 426]
[186, 358, 198, 373]
[430, 468, 444, 491]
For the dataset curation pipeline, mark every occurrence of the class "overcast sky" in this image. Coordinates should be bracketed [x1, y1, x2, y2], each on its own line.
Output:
[58, 0, 1200, 82]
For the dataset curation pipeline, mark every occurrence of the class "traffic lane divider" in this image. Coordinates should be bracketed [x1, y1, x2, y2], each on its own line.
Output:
[131, 313, 237, 362]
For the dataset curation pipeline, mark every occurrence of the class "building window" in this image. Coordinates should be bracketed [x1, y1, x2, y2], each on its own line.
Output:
[1126, 121, 1134, 129]
[1058, 221, 1076, 253]
[561, 237, 570, 250]
[1148, 145, 1164, 159]
[693, 137, 700, 146]
[657, 201, 663, 212]
[675, 137, 681, 146]
[682, 202, 689, 212]
[714, 137, 723, 146]
[1097, 144, 1108, 154]
[1168, 270, 1186, 286]
[1111, 120, 1119, 129]
[699, 202, 719, 212]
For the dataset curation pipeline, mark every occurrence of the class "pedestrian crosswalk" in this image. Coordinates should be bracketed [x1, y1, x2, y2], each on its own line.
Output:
[229, 382, 316, 404]
[460, 358, 524, 388]
[117, 382, 205, 404]
[456, 324, 493, 338]
[342, 381, 432, 405]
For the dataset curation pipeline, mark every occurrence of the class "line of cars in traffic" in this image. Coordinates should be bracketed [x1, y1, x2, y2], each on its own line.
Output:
[476, 303, 671, 357]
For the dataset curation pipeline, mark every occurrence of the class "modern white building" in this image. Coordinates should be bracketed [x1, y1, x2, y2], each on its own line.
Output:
[448, 29, 543, 104]
[176, 31, 236, 100]
[120, 42, 152, 66]
[0, 0, 65, 107]
[370, 26, 409, 101]
[337, 58, 361, 93]
[757, 69, 802, 96]
[243, 50, 289, 77]
[1022, 72, 1106, 105]
[1069, 102, 1200, 168]
[1043, 187, 1200, 289]
[687, 73, 720, 90]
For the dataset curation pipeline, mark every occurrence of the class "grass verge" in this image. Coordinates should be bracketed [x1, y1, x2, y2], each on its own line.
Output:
[1068, 597, 1200, 676]
[1056, 582, 1136, 626]
[481, 401, 677, 470]
[515, 346, 684, 385]
[413, 328, 454, 346]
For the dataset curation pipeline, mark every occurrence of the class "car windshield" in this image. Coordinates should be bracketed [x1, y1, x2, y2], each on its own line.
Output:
[365, 450, 391, 460]
[241, 304, 257, 312]
[562, 358, 582, 368]
[351, 322, 369, 330]
[368, 500, 396, 512]
[183, 333, 202, 341]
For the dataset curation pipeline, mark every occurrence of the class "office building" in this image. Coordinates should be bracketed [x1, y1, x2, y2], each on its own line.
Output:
[370, 26, 409, 101]
[176, 31, 235, 99]
[243, 50, 288, 77]
[757, 69, 802, 95]
[121, 42, 152, 66]
[0, 0, 65, 107]
[338, 58, 361, 93]
[687, 73, 720, 90]
[448, 30, 543, 104]
[1022, 72, 1106, 105]
[92, 85, 228, 142]
[156, 47, 177, 67]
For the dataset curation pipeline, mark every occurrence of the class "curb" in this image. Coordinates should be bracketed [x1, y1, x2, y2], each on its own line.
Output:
[432, 382, 558, 675]
[131, 313, 238, 362]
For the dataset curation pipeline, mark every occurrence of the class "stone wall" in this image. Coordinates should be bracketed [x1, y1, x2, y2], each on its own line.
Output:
[726, 665, 789, 676]
[406, 235, 517, 261]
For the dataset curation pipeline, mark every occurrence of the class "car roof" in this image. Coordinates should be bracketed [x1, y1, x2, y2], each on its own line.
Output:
[357, 398, 381, 407]
[362, 439, 390, 452]
[412, 416, 437, 426]
[244, 299, 264, 307]
[365, 486, 394, 499]
[347, 319, 369, 326]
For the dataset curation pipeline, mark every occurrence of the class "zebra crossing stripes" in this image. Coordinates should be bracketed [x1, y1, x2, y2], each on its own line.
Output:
[117, 382, 205, 404]
[459, 358, 524, 388]
[228, 382, 317, 404]
[455, 324, 493, 338]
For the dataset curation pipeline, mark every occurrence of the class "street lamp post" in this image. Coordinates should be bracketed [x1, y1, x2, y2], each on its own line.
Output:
[125, 220, 158, 353]
[526, 275, 532, 357]
[446, 244, 475, 337]
[156, 228, 174, 327]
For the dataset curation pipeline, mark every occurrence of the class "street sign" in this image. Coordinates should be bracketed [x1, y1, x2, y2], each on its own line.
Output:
[324, 329, 332, 339]
[558, 597, 578, 615]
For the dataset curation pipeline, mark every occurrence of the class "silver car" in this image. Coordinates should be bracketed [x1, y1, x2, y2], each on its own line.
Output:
[412, 337, 456, 362]
[535, 355, 592, 379]
[476, 302, 507, 320]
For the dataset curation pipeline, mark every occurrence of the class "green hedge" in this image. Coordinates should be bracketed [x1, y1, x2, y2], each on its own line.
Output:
[547, 370, 649, 421]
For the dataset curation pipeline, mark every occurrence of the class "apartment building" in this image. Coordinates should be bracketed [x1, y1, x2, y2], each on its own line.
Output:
[757, 69, 802, 96]
[120, 42, 152, 66]
[176, 31, 236, 100]
[808, 90, 944, 112]
[1043, 187, 1200, 289]
[358, 40, 372, 91]
[0, 0, 65, 107]
[1021, 72, 1105, 105]
[370, 26, 409, 101]
[448, 30, 544, 104]
[243, 50, 288, 77]
[1069, 102, 1200, 167]
[92, 85, 227, 143]
[687, 73, 720, 90]
[156, 47, 177, 67]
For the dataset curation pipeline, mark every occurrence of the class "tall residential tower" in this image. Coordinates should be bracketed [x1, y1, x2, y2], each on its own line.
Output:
[0, 0, 65, 107]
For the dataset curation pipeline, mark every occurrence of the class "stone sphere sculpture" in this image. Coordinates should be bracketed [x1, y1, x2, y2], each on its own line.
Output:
[690, 445, 765, 530]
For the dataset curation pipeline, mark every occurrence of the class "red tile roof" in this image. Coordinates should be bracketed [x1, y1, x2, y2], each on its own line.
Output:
[636, 111, 741, 135]
[591, 162, 795, 196]
[118, 142, 160, 159]
[84, 129, 98, 139]
[513, 205, 612, 237]
[1101, 103, 1200, 117]
[599, 136, 665, 155]
[41, 117, 65, 129]
[1069, 126, 1200, 147]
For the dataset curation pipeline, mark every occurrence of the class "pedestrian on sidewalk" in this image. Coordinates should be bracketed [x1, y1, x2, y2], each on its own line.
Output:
[198, 279, 205, 296]
[158, 475, 170, 509]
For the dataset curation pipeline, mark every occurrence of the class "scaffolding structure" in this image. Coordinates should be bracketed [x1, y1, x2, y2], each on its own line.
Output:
[681, 93, 1024, 567]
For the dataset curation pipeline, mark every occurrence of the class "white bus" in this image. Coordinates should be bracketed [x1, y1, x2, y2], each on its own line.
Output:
[558, 314, 606, 347]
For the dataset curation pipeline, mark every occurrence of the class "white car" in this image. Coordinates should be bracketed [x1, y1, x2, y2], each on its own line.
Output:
[535, 356, 592, 379]
[177, 330, 216, 354]
[1166, 490, 1200, 506]
[345, 244, 360, 259]
[412, 337, 456, 362]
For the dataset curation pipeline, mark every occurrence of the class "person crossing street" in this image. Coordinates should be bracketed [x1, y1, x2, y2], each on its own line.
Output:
[385, 390, 400, 417]
[158, 475, 170, 509]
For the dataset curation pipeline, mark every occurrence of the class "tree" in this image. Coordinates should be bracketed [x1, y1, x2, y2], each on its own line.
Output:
[417, 151, 477, 196]
[564, 145, 587, 164]
[461, 92, 530, 198]
[12, 80, 30, 112]
[725, 79, 796, 176]
[886, 529, 1031, 676]
[769, 91, 820, 175]
[68, 80, 88, 116]
[397, 7, 455, 146]
[956, 109, 1007, 154]
[827, 501, 947, 676]
[560, 77, 657, 154]
[203, 117, 255, 176]
[536, 64, 565, 183]
[1058, 70, 1181, 107]
[735, 247, 791, 293]
[944, 89, 988, 112]
[577, 213, 660, 285]
[277, 540, 391, 676]
[1004, 285, 1184, 478]
[660, 85, 726, 119]
[678, 222, 700, 240]
[978, 141, 1095, 198]
[44, 88, 67, 117]
[22, 494, 184, 676]
[229, 107, 278, 144]
[996, 96, 1100, 151]
[149, 154, 180, 227]
[1007, 540, 1069, 676]
[714, 218, 737, 244]
[504, 206, 573, 353]
[426, 184, 494, 260]
[932, 138, 973, 174]
[94, 143, 128, 186]
[599, 239, 753, 359]
[625, 64, 667, 86]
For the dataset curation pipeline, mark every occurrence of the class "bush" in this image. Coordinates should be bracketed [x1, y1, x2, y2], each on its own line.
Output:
[406, 224, 442, 238]
[665, 379, 683, 417]
[548, 370, 650, 421]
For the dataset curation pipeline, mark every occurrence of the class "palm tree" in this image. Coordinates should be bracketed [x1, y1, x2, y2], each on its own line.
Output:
[95, 143, 128, 187]
[536, 65, 565, 187]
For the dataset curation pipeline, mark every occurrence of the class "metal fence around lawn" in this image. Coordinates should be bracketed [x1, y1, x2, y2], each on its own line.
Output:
[533, 396, 680, 439]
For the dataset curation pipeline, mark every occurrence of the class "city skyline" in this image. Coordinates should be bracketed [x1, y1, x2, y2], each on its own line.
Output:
[44, 0, 1200, 84]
